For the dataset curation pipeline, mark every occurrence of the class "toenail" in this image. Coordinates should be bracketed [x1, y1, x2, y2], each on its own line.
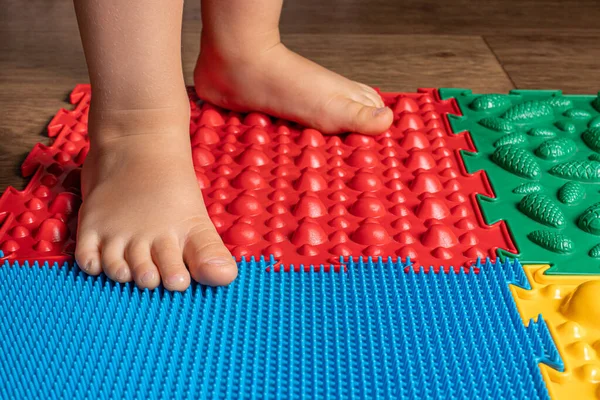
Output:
[115, 267, 129, 281]
[166, 274, 186, 285]
[141, 271, 155, 284]
[373, 107, 388, 117]
[81, 259, 98, 273]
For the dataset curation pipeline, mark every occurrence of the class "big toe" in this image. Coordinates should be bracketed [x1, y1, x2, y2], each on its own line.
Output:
[183, 226, 238, 287]
[325, 98, 393, 135]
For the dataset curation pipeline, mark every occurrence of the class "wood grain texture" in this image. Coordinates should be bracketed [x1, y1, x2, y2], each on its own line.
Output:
[282, 0, 600, 35]
[183, 0, 600, 35]
[484, 35, 600, 94]
[0, 0, 599, 190]
[4, 1, 599, 35]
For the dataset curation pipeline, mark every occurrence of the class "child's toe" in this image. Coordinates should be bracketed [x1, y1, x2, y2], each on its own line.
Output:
[125, 240, 160, 289]
[356, 93, 379, 107]
[101, 239, 132, 282]
[357, 84, 385, 108]
[152, 237, 190, 291]
[336, 99, 393, 135]
[183, 227, 238, 287]
[74, 232, 102, 275]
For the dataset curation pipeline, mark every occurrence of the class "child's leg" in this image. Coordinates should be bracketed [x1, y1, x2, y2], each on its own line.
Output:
[73, 0, 237, 290]
[195, 0, 394, 134]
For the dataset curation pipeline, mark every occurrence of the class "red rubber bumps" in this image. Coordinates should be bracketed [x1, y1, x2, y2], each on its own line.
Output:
[0, 85, 513, 272]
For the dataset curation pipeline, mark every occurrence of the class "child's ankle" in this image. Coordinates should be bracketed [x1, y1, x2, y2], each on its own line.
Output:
[87, 101, 191, 145]
[199, 28, 282, 63]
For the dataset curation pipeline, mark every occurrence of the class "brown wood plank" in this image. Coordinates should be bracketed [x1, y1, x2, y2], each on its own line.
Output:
[3, 0, 599, 36]
[280, 0, 600, 35]
[183, 0, 600, 35]
[281, 0, 600, 35]
[485, 35, 600, 94]
[280, 34, 513, 92]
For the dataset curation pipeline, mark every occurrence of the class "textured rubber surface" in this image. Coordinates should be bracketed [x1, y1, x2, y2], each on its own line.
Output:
[0, 85, 516, 271]
[0, 258, 559, 399]
[441, 89, 600, 274]
[512, 264, 600, 399]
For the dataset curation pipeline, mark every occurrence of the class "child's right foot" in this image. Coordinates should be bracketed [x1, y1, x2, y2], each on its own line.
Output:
[195, 40, 394, 135]
[75, 107, 238, 291]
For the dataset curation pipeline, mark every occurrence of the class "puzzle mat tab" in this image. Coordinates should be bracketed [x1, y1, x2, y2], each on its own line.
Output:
[0, 258, 558, 399]
[442, 89, 600, 274]
[511, 264, 600, 399]
[0, 85, 516, 271]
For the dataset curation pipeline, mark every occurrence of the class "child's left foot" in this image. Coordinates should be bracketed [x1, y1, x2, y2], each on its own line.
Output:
[75, 106, 238, 291]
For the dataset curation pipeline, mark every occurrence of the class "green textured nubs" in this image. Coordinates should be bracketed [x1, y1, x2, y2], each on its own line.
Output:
[589, 244, 600, 258]
[518, 193, 566, 228]
[528, 127, 557, 137]
[512, 182, 542, 194]
[557, 182, 585, 205]
[502, 101, 554, 124]
[443, 88, 600, 274]
[545, 96, 574, 112]
[550, 160, 600, 182]
[564, 109, 593, 120]
[469, 94, 512, 112]
[527, 230, 574, 254]
[479, 117, 515, 133]
[555, 120, 577, 134]
[534, 138, 576, 160]
[582, 127, 600, 152]
[578, 203, 600, 235]
[494, 132, 527, 147]
[491, 145, 541, 179]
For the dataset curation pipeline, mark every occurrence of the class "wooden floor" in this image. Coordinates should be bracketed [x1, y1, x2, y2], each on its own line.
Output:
[1, 0, 599, 189]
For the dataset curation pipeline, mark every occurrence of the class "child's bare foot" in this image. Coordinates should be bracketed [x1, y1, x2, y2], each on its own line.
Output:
[194, 41, 394, 135]
[74, 107, 238, 291]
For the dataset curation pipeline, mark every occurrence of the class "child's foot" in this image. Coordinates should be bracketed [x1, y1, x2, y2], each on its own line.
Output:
[75, 107, 238, 291]
[194, 41, 394, 135]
